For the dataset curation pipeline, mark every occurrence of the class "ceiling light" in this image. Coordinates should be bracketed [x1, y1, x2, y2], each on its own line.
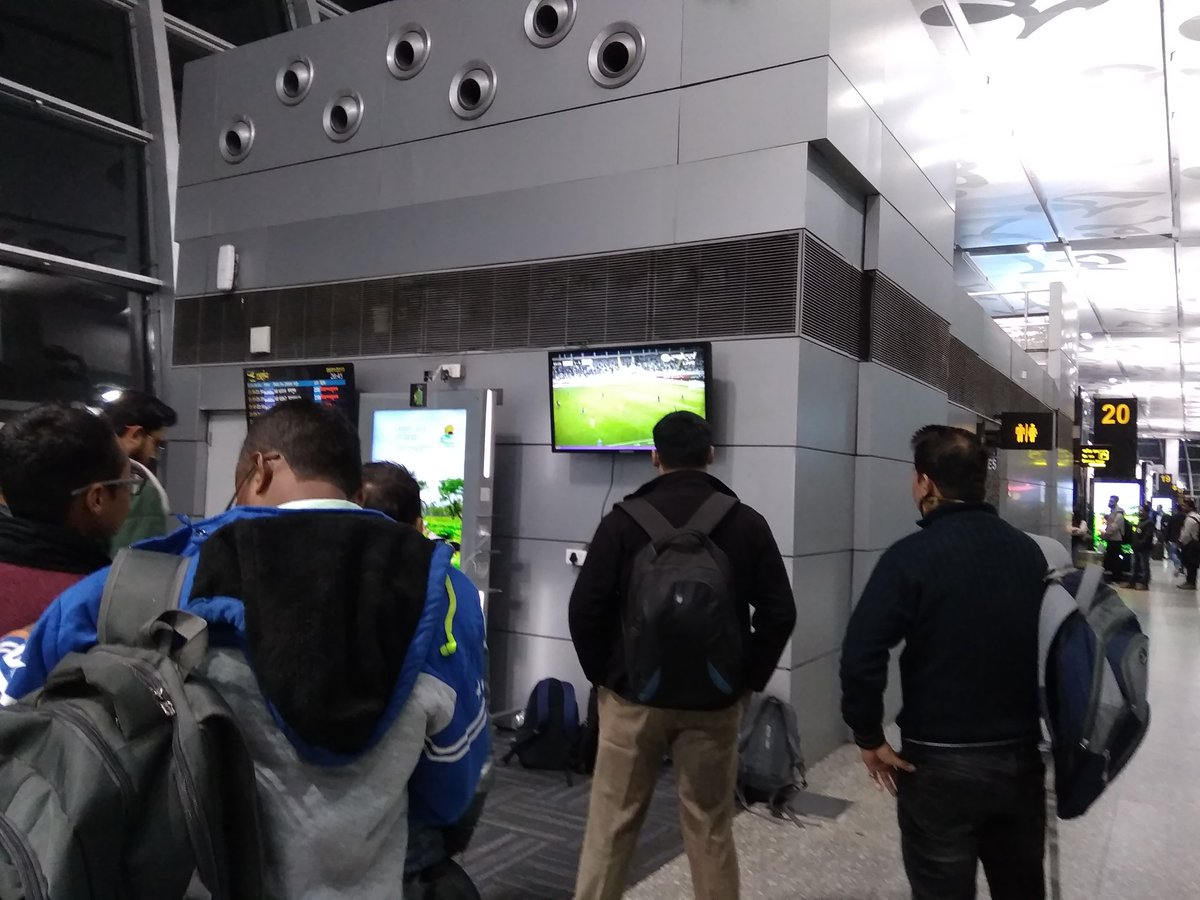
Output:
[100, 389, 123, 403]
[1027, 243, 1046, 256]
[1109, 377, 1120, 384]
[1081, 332, 1094, 340]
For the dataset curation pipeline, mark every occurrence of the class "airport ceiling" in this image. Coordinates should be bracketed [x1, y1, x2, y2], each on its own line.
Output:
[913, 0, 1199, 437]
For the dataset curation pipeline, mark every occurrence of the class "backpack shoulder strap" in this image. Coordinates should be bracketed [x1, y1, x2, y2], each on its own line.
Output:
[98, 548, 192, 647]
[619, 498, 677, 543]
[684, 493, 739, 536]
[1073, 564, 1104, 614]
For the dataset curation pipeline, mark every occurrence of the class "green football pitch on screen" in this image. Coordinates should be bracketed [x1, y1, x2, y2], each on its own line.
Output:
[552, 381, 706, 449]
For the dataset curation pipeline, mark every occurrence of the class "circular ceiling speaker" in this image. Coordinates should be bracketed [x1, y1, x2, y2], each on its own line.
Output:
[524, 0, 577, 48]
[275, 57, 314, 105]
[449, 61, 497, 120]
[588, 23, 646, 89]
[387, 24, 431, 80]
[219, 116, 254, 164]
[323, 91, 364, 142]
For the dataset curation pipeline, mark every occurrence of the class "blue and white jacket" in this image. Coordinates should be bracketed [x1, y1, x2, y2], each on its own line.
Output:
[3, 504, 489, 898]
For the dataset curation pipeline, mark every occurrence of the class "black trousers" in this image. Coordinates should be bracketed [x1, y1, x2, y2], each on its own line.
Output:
[1183, 541, 1200, 588]
[1103, 540, 1124, 581]
[897, 743, 1045, 900]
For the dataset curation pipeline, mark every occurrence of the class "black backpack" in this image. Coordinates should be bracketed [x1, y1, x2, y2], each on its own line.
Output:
[736, 695, 807, 822]
[619, 494, 742, 710]
[503, 678, 579, 779]
[0, 549, 264, 900]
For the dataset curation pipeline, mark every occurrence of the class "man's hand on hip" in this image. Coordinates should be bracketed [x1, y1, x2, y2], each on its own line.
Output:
[859, 742, 915, 797]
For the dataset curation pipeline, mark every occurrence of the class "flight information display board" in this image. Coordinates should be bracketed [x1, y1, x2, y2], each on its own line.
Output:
[244, 363, 356, 423]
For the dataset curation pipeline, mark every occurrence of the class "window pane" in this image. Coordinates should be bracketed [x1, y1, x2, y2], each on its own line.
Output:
[0, 105, 146, 274]
[163, 0, 289, 46]
[329, 0, 391, 10]
[168, 34, 211, 128]
[0, 0, 138, 125]
[0, 264, 138, 404]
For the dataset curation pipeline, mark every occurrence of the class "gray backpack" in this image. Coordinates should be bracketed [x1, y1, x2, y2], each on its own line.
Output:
[0, 549, 264, 900]
[619, 494, 742, 710]
[736, 695, 807, 822]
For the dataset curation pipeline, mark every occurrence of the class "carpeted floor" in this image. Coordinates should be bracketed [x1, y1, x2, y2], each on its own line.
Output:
[462, 756, 684, 900]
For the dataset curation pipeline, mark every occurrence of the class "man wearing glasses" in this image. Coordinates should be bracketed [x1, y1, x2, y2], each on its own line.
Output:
[0, 404, 135, 637]
[102, 390, 177, 552]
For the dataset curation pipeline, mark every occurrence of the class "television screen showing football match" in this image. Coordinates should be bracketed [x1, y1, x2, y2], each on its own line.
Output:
[548, 343, 711, 452]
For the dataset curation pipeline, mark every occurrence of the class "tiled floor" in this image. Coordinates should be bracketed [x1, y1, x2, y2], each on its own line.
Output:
[626, 565, 1200, 899]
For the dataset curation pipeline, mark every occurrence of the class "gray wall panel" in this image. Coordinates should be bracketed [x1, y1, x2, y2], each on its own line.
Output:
[804, 150, 867, 268]
[675, 145, 808, 245]
[853, 455, 918, 552]
[487, 630, 588, 715]
[878, 129, 955, 263]
[680, 0, 830, 84]
[790, 651, 845, 762]
[822, 61, 884, 189]
[856, 364, 948, 463]
[177, 53, 219, 189]
[712, 446, 799, 552]
[677, 61, 828, 164]
[796, 338, 859, 455]
[163, 439, 206, 521]
[865, 197, 953, 321]
[793, 448, 855, 556]
[790, 551, 852, 667]
[851, 548, 883, 609]
[489, 536, 580, 642]
[712, 338, 802, 449]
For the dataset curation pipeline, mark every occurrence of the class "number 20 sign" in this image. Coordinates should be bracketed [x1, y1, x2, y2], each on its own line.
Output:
[1098, 401, 1133, 426]
[1092, 397, 1137, 480]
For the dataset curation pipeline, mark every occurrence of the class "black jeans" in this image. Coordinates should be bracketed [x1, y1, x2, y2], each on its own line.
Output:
[897, 743, 1045, 900]
[1103, 540, 1125, 581]
[1131, 549, 1151, 587]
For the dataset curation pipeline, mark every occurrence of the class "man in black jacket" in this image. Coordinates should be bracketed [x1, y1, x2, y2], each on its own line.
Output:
[841, 425, 1049, 900]
[569, 412, 795, 900]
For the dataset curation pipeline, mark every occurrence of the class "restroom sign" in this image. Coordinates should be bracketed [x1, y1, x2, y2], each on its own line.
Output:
[999, 412, 1055, 450]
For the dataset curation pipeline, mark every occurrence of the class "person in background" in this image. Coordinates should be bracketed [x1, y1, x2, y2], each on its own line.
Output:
[103, 390, 177, 551]
[841, 425, 1048, 900]
[1164, 505, 1184, 575]
[1128, 502, 1154, 591]
[569, 412, 796, 900]
[1101, 494, 1126, 583]
[1177, 498, 1200, 590]
[359, 461, 488, 900]
[0, 405, 134, 638]
[4, 401, 489, 899]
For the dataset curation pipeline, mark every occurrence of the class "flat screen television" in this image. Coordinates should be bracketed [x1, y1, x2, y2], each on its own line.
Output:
[243, 363, 356, 424]
[548, 342, 711, 452]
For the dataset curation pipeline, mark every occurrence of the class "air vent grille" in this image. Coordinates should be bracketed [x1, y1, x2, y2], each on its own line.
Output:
[867, 273, 949, 391]
[800, 234, 863, 358]
[174, 233, 800, 364]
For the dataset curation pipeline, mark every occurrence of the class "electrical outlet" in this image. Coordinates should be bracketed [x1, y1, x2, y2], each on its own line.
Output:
[566, 548, 587, 567]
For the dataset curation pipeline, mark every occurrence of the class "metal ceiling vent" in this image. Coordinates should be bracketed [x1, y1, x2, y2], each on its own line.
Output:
[449, 61, 497, 120]
[524, 0, 576, 48]
[588, 22, 645, 88]
[322, 91, 364, 142]
[275, 58, 313, 105]
[387, 24, 431, 80]
[219, 115, 254, 163]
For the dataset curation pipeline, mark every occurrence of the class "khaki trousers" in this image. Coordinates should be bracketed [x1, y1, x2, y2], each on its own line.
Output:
[574, 689, 741, 900]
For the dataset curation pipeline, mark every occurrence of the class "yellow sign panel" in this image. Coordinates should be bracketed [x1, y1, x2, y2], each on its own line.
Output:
[1080, 446, 1110, 468]
[1013, 422, 1040, 445]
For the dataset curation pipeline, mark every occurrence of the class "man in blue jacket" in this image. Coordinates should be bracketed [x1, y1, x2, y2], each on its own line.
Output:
[3, 400, 489, 899]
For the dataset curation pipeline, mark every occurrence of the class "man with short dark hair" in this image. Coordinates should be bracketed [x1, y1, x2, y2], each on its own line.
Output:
[0, 405, 134, 636]
[841, 424, 1049, 900]
[361, 461, 424, 530]
[569, 411, 796, 900]
[1101, 493, 1126, 583]
[103, 390, 178, 550]
[4, 400, 489, 898]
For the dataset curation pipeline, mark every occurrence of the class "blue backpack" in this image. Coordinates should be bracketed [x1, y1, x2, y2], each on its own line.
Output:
[1039, 564, 1150, 819]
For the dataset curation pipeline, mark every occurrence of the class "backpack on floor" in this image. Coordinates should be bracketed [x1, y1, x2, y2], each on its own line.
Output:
[736, 695, 807, 823]
[619, 494, 743, 710]
[503, 678, 579, 780]
[575, 686, 600, 776]
[1039, 564, 1150, 819]
[0, 548, 264, 900]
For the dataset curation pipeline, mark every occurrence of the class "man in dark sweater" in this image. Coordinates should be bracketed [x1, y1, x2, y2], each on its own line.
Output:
[569, 412, 795, 900]
[0, 405, 133, 636]
[841, 425, 1049, 900]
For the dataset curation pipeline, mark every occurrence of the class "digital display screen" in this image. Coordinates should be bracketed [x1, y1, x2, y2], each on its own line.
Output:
[549, 343, 711, 452]
[370, 408, 468, 550]
[244, 364, 356, 423]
